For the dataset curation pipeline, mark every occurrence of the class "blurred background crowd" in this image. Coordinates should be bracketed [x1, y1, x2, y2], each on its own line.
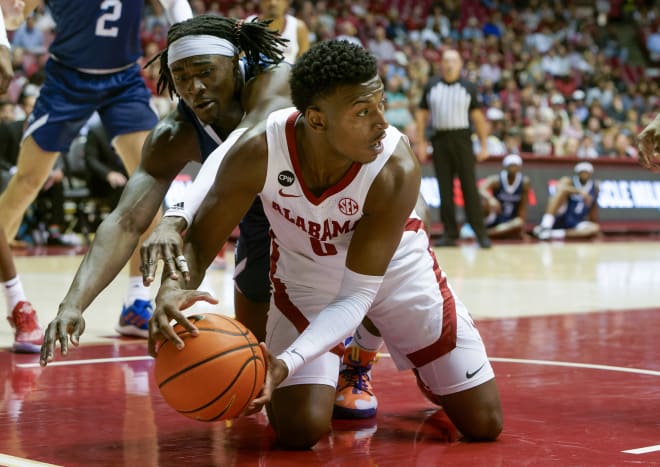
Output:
[0, 0, 658, 245]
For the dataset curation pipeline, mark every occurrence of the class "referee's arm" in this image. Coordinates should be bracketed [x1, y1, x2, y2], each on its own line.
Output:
[414, 107, 429, 162]
[471, 107, 490, 161]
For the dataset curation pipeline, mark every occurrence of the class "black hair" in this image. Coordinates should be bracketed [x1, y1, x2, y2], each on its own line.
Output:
[146, 15, 288, 98]
[290, 40, 378, 113]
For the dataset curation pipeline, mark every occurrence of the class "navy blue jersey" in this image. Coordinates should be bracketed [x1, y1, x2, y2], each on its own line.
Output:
[47, 0, 144, 70]
[493, 171, 523, 223]
[176, 57, 275, 303]
[554, 176, 596, 229]
[177, 100, 220, 162]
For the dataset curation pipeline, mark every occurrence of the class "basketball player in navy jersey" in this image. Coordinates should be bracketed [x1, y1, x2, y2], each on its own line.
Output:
[479, 154, 530, 239]
[0, 0, 193, 340]
[533, 162, 600, 240]
[147, 40, 502, 449]
[39, 15, 289, 361]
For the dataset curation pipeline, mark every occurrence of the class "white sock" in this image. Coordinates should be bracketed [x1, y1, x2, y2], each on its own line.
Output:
[3, 276, 27, 315]
[550, 229, 566, 239]
[540, 214, 555, 229]
[351, 322, 384, 353]
[125, 276, 151, 305]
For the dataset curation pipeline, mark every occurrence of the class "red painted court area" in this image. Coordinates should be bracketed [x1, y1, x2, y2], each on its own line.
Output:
[1, 308, 659, 466]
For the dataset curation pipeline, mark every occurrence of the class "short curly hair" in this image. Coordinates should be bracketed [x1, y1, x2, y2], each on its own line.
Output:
[290, 40, 378, 113]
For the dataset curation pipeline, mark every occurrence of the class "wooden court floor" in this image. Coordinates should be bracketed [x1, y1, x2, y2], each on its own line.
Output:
[1, 239, 659, 466]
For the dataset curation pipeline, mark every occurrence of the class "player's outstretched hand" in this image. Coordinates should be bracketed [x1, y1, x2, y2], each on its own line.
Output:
[637, 114, 660, 171]
[148, 281, 218, 357]
[243, 343, 289, 416]
[141, 217, 189, 286]
[39, 306, 86, 367]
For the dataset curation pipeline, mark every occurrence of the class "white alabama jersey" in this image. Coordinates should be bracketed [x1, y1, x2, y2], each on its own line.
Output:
[262, 108, 480, 378]
[260, 107, 412, 292]
[246, 14, 300, 64]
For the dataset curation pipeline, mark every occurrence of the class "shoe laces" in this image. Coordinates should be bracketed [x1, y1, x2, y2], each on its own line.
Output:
[340, 364, 373, 393]
[13, 308, 39, 332]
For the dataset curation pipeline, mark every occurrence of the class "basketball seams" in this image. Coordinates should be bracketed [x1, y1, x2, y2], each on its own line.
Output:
[157, 341, 259, 387]
[154, 313, 266, 422]
[178, 355, 260, 414]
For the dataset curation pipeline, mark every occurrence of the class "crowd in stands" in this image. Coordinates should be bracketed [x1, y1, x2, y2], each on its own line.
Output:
[1, 0, 658, 244]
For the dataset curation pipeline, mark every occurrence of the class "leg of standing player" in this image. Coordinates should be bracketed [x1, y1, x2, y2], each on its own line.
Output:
[1, 225, 42, 352]
[0, 137, 60, 242]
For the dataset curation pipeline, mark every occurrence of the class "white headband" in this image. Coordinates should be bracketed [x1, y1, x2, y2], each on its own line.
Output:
[167, 35, 238, 67]
[503, 154, 522, 167]
[574, 162, 594, 174]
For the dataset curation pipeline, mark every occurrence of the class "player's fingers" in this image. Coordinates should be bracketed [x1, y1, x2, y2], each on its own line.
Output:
[148, 317, 175, 356]
[39, 323, 58, 366]
[171, 308, 201, 336]
[175, 255, 190, 282]
[140, 246, 157, 286]
[57, 320, 70, 356]
[179, 291, 218, 311]
[160, 311, 186, 349]
[163, 251, 179, 281]
[70, 319, 85, 346]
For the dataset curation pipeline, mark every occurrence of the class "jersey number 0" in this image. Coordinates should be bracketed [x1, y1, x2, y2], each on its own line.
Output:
[95, 0, 122, 38]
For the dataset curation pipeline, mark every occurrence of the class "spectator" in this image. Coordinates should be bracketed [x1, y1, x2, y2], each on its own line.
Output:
[84, 118, 128, 212]
[576, 135, 599, 159]
[11, 15, 46, 55]
[383, 74, 414, 138]
[415, 48, 492, 248]
[367, 25, 395, 62]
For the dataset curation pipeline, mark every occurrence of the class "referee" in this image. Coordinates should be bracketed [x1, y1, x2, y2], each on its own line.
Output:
[415, 49, 491, 248]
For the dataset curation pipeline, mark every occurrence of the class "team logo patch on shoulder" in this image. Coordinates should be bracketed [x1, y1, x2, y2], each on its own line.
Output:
[278, 170, 295, 187]
[338, 197, 359, 216]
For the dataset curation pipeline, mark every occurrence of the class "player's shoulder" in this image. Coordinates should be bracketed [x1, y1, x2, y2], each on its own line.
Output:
[144, 110, 198, 157]
[379, 130, 420, 186]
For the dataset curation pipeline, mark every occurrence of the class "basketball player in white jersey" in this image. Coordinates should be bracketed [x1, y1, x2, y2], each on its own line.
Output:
[248, 0, 310, 64]
[147, 41, 502, 449]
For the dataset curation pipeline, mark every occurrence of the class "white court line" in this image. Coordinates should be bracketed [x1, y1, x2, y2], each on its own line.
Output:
[19, 355, 660, 377]
[622, 445, 660, 455]
[488, 357, 660, 377]
[0, 453, 62, 467]
[16, 355, 152, 369]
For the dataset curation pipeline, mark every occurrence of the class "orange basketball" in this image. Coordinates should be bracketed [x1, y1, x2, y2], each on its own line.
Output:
[154, 313, 265, 422]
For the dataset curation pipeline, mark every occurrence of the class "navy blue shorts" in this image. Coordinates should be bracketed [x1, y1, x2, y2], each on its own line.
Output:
[233, 198, 271, 303]
[24, 59, 158, 153]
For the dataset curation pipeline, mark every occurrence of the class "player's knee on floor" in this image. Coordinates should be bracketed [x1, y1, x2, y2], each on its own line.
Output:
[438, 380, 503, 442]
[269, 384, 335, 449]
[271, 410, 331, 450]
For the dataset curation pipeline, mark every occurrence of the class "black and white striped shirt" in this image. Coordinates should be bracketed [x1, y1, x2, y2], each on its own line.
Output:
[419, 77, 481, 130]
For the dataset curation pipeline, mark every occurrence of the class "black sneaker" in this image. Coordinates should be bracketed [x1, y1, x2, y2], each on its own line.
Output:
[477, 236, 492, 249]
[434, 236, 458, 247]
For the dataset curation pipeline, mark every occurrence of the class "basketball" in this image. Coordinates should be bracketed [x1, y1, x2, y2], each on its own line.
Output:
[153, 313, 266, 422]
